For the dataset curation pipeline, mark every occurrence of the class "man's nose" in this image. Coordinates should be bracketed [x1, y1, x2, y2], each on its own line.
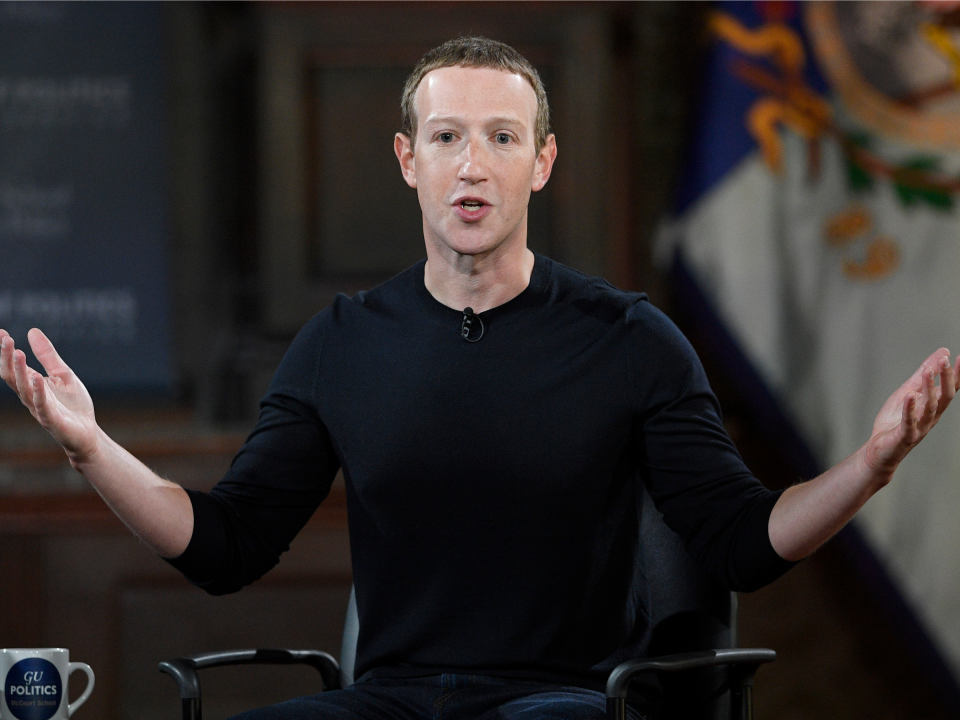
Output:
[458, 139, 489, 182]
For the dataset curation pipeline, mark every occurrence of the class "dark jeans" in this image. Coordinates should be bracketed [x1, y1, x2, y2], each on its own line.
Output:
[230, 673, 645, 720]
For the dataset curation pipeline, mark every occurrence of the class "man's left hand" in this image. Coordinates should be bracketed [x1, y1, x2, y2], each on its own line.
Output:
[862, 348, 959, 483]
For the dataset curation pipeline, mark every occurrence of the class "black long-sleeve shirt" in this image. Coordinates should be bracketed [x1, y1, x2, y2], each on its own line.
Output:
[167, 253, 793, 690]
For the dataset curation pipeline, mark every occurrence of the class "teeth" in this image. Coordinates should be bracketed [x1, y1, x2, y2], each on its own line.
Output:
[461, 202, 482, 209]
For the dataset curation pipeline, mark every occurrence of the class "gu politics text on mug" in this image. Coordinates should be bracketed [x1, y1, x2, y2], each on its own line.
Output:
[0, 649, 94, 720]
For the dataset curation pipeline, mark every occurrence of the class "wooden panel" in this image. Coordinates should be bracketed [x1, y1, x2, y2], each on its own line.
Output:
[0, 536, 45, 647]
[305, 65, 423, 282]
[257, 3, 602, 333]
[552, 9, 614, 280]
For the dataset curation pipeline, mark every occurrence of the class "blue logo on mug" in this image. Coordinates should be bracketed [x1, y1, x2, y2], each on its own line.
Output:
[3, 658, 62, 720]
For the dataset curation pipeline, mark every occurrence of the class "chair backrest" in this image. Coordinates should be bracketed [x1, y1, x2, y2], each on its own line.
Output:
[639, 482, 736, 719]
[640, 482, 735, 650]
[337, 484, 737, 714]
[339, 587, 359, 687]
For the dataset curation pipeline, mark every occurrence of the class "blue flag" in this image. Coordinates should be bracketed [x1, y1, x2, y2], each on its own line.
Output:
[662, 0, 960, 685]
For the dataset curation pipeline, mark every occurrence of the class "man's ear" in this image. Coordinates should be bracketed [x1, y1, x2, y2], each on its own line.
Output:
[395, 133, 417, 188]
[531, 134, 557, 192]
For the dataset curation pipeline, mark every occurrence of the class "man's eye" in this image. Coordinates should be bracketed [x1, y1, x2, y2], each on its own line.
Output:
[438, 132, 454, 143]
[495, 133, 511, 144]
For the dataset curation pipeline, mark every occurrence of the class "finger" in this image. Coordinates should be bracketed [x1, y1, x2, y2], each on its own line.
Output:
[954, 355, 960, 393]
[902, 392, 920, 445]
[31, 373, 47, 419]
[921, 366, 938, 427]
[937, 354, 956, 414]
[12, 348, 37, 408]
[30, 373, 59, 429]
[895, 349, 949, 402]
[0, 334, 16, 391]
[27, 328, 72, 378]
[929, 347, 951, 366]
[912, 348, 949, 380]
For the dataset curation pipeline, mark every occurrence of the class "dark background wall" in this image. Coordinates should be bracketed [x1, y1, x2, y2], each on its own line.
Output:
[0, 3, 956, 718]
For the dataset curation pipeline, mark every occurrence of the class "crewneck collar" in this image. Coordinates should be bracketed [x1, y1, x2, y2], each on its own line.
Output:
[413, 252, 551, 327]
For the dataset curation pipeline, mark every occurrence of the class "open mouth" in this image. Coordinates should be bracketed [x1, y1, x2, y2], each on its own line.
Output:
[453, 198, 491, 221]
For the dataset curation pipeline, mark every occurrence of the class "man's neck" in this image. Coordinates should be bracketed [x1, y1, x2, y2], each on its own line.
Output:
[423, 241, 535, 314]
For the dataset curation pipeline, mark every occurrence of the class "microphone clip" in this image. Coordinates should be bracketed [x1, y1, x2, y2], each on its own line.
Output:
[460, 307, 485, 343]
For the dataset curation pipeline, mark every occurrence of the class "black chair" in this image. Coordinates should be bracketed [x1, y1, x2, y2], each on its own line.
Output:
[160, 485, 775, 720]
[605, 484, 776, 720]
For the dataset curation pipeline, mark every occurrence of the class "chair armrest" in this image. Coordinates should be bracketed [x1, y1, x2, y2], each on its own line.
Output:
[159, 649, 341, 720]
[605, 648, 775, 720]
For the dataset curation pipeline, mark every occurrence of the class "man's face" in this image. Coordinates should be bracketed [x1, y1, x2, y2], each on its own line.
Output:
[395, 66, 556, 260]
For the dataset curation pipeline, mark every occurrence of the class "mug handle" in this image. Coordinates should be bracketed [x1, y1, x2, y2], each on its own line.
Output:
[66, 662, 95, 717]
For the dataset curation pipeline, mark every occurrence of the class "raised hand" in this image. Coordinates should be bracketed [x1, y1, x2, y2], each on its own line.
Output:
[1, 327, 192, 556]
[863, 348, 960, 480]
[0, 328, 100, 464]
[770, 346, 960, 561]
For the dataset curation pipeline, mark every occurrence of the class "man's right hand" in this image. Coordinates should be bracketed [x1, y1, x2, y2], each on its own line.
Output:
[0, 326, 193, 558]
[0, 327, 100, 465]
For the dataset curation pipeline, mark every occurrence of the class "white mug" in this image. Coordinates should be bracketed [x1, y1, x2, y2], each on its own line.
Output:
[0, 649, 94, 720]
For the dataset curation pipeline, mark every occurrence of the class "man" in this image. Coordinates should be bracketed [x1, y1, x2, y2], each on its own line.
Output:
[1, 37, 957, 720]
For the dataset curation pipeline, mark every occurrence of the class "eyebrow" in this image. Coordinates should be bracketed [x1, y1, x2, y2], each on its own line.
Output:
[422, 115, 526, 128]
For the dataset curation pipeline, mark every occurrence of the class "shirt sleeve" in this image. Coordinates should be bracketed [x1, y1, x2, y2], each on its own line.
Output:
[164, 311, 341, 595]
[628, 302, 797, 592]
